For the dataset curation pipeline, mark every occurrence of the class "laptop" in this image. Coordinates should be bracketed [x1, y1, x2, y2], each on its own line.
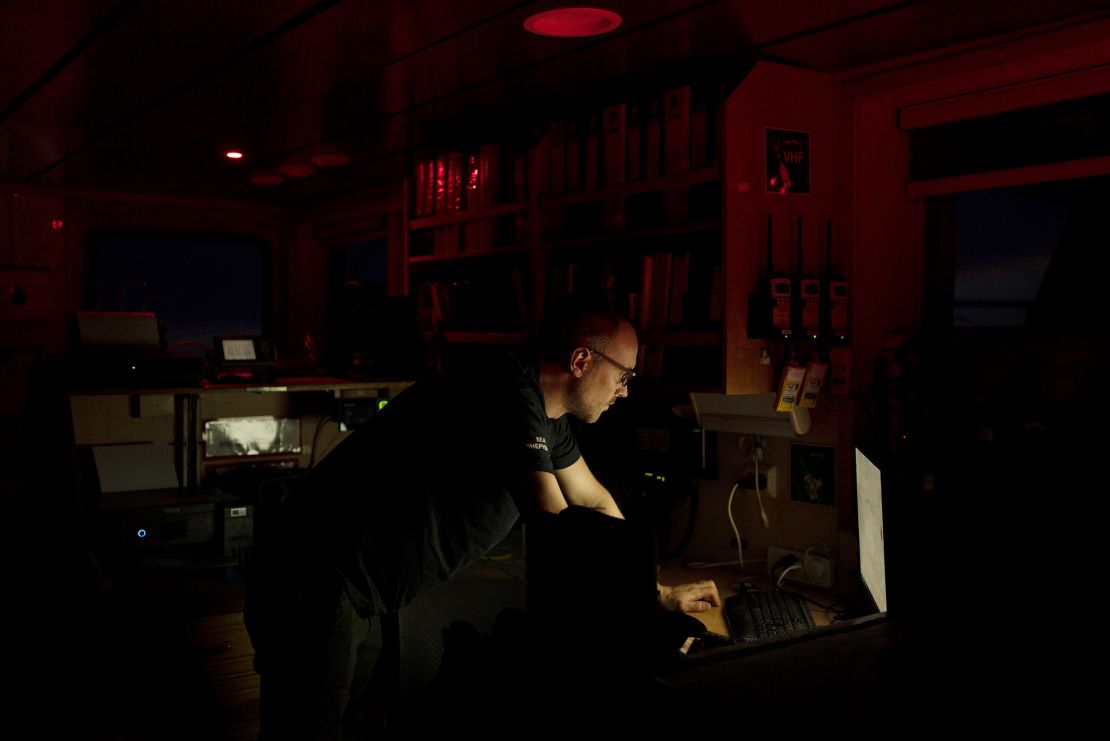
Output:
[667, 444, 890, 663]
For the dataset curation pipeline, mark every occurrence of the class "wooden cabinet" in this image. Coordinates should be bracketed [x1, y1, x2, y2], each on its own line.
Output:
[91, 567, 258, 741]
[183, 611, 261, 740]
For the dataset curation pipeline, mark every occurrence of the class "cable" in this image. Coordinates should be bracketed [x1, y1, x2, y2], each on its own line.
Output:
[726, 481, 744, 569]
[754, 456, 769, 528]
[307, 413, 335, 468]
[775, 562, 803, 589]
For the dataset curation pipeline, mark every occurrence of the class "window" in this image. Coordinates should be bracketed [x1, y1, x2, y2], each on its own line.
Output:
[931, 175, 1110, 330]
[85, 232, 269, 349]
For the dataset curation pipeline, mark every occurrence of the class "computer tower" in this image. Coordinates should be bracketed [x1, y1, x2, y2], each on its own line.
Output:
[222, 503, 254, 564]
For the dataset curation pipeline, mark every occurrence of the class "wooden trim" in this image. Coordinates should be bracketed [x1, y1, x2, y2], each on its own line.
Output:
[906, 156, 1110, 197]
[408, 201, 526, 230]
[899, 64, 1110, 130]
[408, 245, 527, 265]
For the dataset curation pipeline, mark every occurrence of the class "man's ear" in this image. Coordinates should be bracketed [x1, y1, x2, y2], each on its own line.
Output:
[569, 347, 591, 378]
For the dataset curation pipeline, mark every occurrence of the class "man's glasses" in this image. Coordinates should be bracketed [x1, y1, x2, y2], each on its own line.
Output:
[586, 348, 636, 387]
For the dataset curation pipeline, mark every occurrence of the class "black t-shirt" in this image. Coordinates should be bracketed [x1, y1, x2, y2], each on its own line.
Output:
[304, 352, 580, 616]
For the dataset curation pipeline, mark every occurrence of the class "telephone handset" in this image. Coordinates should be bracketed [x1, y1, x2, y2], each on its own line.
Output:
[211, 335, 276, 381]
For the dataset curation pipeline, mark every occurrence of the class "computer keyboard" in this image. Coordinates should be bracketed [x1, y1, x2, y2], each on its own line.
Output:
[724, 585, 817, 642]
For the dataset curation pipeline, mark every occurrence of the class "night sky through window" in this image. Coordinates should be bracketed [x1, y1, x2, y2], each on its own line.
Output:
[86, 233, 268, 348]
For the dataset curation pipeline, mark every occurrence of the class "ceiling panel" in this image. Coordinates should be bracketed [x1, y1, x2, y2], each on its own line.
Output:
[1, 0, 1107, 206]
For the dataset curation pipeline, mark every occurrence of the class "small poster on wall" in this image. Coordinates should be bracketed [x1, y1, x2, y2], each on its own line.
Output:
[790, 443, 835, 506]
[765, 128, 810, 194]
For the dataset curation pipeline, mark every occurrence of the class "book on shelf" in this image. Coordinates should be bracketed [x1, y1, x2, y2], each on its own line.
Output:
[446, 152, 464, 212]
[626, 102, 643, 181]
[479, 142, 502, 208]
[689, 80, 723, 169]
[565, 116, 581, 191]
[414, 158, 429, 216]
[435, 155, 449, 214]
[637, 253, 654, 334]
[602, 103, 627, 186]
[512, 147, 527, 202]
[465, 152, 480, 211]
[626, 291, 640, 327]
[510, 265, 528, 331]
[640, 343, 665, 381]
[690, 103, 709, 169]
[549, 120, 566, 194]
[708, 264, 723, 322]
[668, 251, 690, 327]
[663, 85, 691, 174]
[464, 220, 483, 253]
[644, 96, 663, 180]
[665, 186, 689, 225]
[434, 225, 462, 256]
[416, 280, 450, 337]
[584, 112, 601, 190]
[649, 251, 673, 332]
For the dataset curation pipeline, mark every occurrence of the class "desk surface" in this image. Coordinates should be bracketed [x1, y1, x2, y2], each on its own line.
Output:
[659, 563, 837, 638]
[69, 376, 414, 396]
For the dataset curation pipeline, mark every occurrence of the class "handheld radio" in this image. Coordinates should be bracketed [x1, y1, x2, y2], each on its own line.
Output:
[799, 216, 820, 339]
[770, 215, 793, 338]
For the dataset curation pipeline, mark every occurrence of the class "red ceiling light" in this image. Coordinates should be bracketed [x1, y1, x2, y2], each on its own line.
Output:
[225, 150, 245, 160]
[523, 7, 622, 38]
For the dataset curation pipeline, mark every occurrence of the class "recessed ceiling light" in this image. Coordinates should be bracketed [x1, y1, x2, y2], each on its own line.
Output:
[523, 7, 622, 38]
[225, 150, 245, 160]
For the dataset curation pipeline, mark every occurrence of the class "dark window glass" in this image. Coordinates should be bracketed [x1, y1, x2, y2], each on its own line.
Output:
[85, 232, 269, 348]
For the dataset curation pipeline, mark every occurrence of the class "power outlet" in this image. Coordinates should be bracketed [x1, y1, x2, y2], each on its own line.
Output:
[738, 465, 777, 499]
[767, 546, 834, 588]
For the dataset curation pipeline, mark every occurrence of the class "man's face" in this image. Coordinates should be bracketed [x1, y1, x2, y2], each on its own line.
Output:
[567, 321, 638, 423]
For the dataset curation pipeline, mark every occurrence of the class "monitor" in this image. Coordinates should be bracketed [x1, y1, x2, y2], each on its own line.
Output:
[855, 446, 888, 614]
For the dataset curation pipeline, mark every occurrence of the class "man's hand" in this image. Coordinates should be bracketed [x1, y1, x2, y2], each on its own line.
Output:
[658, 580, 721, 613]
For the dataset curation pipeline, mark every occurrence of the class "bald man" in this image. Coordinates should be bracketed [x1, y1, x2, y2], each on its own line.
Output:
[245, 302, 719, 740]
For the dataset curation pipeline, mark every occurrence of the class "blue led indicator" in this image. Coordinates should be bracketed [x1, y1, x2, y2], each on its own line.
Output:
[137, 528, 147, 538]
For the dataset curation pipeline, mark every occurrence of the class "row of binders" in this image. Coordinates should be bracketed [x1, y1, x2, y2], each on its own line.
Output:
[414, 267, 528, 336]
[412, 143, 528, 218]
[632, 250, 723, 334]
[546, 82, 722, 194]
[408, 214, 524, 258]
[546, 248, 723, 381]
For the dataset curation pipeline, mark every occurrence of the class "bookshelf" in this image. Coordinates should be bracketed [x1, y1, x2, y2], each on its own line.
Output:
[404, 139, 534, 364]
[404, 82, 728, 389]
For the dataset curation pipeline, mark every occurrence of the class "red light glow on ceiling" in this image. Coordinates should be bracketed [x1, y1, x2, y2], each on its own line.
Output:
[250, 172, 285, 186]
[308, 151, 350, 168]
[225, 150, 244, 160]
[523, 7, 622, 38]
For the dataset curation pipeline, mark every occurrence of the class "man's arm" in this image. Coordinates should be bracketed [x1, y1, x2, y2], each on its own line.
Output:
[553, 458, 721, 613]
[506, 469, 569, 515]
[515, 457, 719, 613]
[657, 580, 721, 613]
[552, 457, 623, 519]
